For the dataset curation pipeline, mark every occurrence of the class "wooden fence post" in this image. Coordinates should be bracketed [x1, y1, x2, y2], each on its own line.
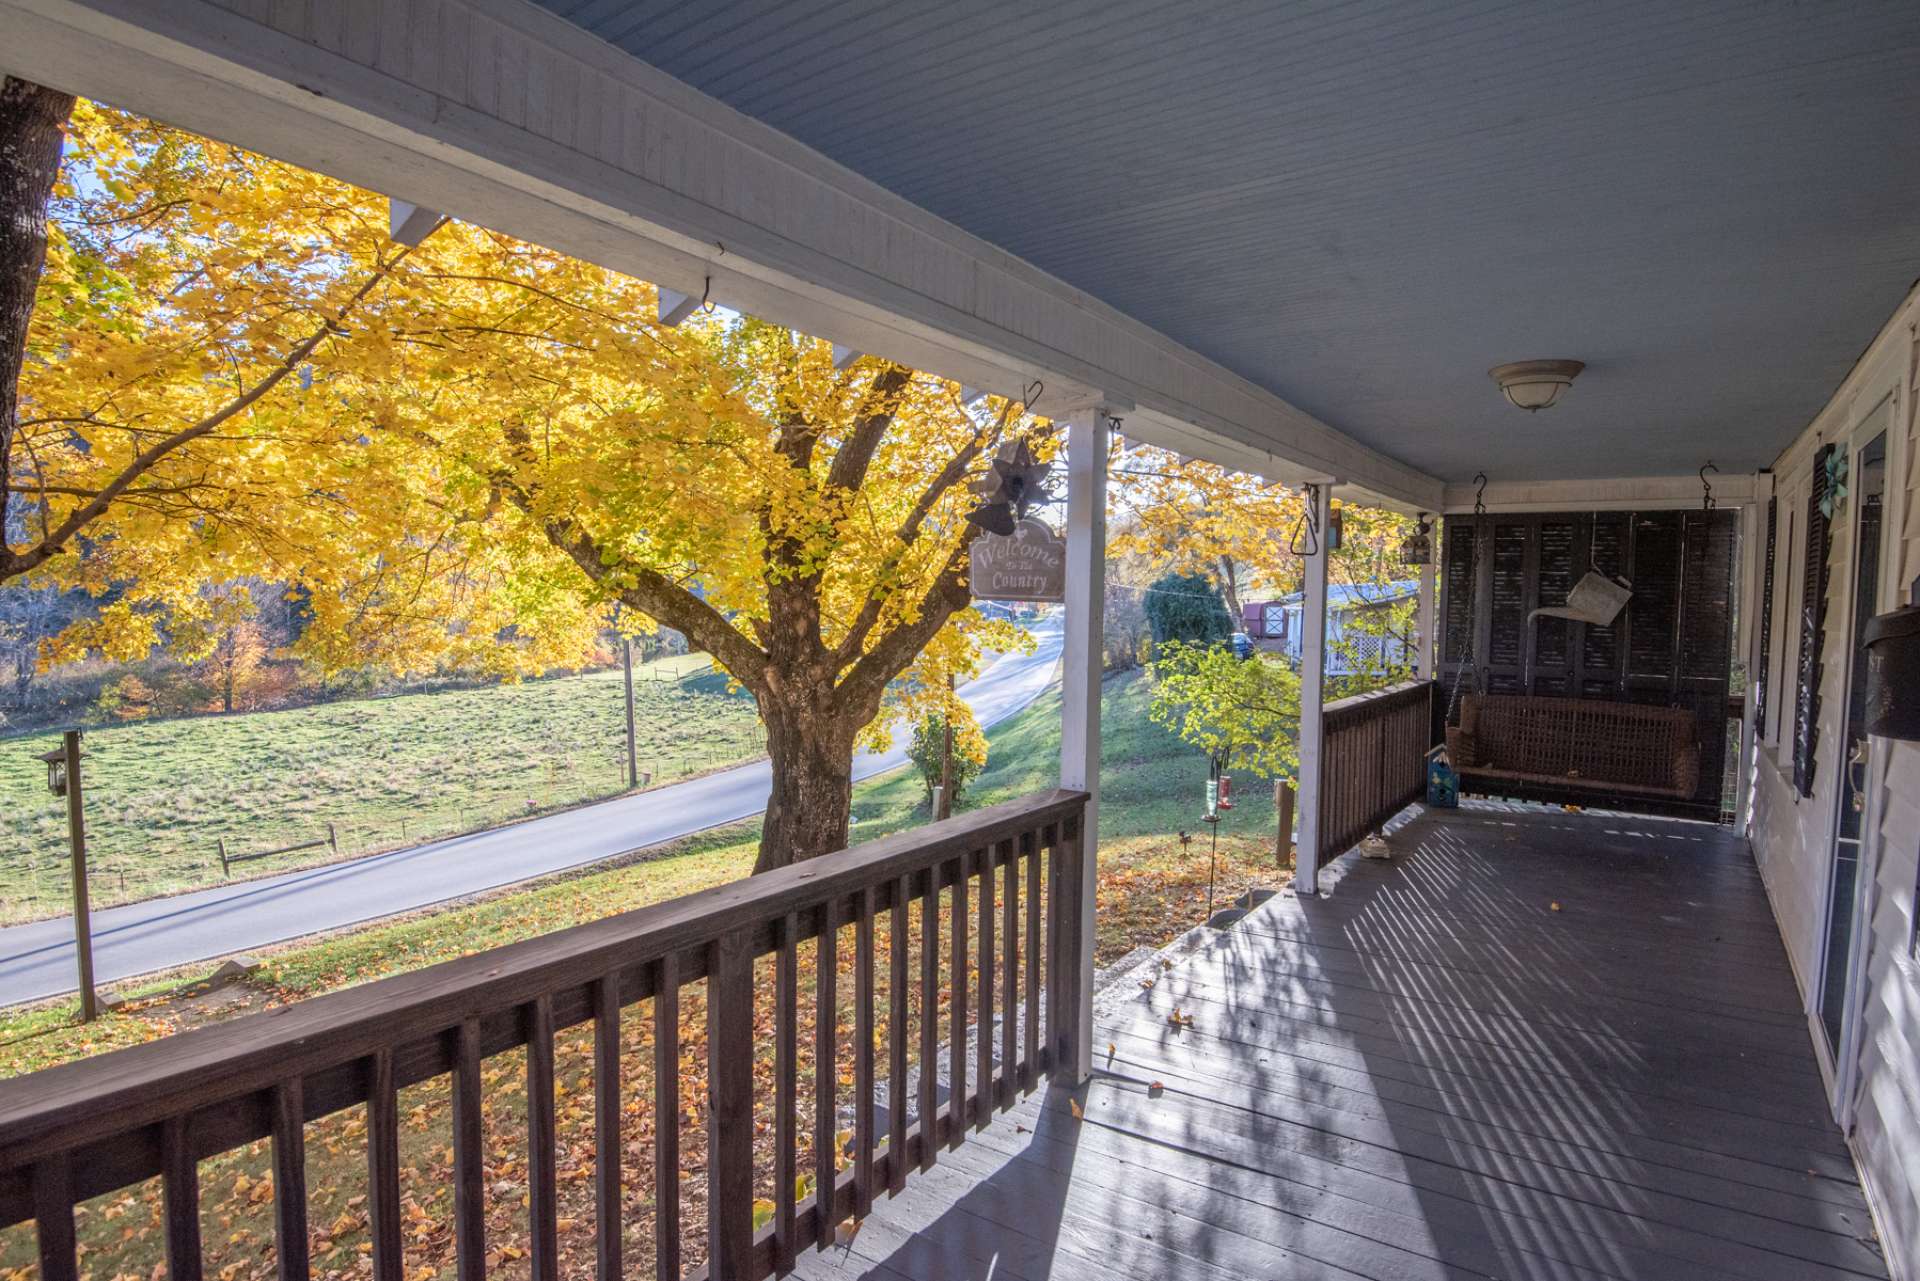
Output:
[1275, 779, 1295, 868]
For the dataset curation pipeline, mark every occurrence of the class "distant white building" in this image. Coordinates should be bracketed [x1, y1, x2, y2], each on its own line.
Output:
[1241, 581, 1418, 675]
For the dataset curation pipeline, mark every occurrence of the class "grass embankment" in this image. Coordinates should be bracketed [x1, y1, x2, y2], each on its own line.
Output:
[0, 656, 759, 923]
[0, 671, 1289, 1281]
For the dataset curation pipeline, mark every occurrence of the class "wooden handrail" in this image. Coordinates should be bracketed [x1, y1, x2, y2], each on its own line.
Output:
[1317, 680, 1436, 864]
[0, 788, 1090, 1280]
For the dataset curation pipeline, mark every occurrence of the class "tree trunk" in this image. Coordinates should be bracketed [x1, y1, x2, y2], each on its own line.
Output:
[755, 696, 859, 874]
[1217, 554, 1244, 624]
[1, 78, 75, 566]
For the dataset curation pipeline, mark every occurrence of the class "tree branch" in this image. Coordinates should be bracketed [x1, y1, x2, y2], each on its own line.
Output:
[824, 363, 913, 493]
[3, 240, 423, 582]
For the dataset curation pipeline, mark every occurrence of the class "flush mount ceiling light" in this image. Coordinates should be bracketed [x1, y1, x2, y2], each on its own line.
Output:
[1488, 359, 1585, 412]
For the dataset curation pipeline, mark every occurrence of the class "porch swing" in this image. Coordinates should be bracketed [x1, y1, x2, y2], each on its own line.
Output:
[1442, 483, 1708, 806]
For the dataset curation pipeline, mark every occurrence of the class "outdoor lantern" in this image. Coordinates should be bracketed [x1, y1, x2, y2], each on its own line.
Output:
[1489, 359, 1585, 412]
[1401, 515, 1434, 567]
[1863, 580, 1920, 741]
[39, 747, 68, 797]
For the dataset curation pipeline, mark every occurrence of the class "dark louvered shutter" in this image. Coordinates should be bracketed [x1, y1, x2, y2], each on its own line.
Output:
[1793, 449, 1833, 797]
[1754, 497, 1777, 735]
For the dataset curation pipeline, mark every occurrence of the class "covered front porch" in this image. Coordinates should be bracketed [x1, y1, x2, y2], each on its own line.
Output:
[791, 801, 1884, 1281]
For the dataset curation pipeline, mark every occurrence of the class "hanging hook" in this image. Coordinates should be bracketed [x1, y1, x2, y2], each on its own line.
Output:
[1473, 471, 1488, 517]
[699, 274, 715, 315]
[1699, 460, 1718, 511]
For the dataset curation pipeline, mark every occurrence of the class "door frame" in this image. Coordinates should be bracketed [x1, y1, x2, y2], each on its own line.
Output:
[1819, 380, 1906, 1127]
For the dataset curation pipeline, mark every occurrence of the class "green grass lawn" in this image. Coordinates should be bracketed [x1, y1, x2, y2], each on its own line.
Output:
[0, 659, 762, 923]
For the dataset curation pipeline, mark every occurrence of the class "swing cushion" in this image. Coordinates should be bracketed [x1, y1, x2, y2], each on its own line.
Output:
[1446, 694, 1700, 799]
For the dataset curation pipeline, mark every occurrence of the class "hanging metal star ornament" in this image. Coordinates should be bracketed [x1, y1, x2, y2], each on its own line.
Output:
[965, 436, 1054, 535]
[1822, 447, 1849, 520]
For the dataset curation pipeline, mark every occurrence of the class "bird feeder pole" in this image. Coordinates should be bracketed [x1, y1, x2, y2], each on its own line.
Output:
[39, 731, 97, 1021]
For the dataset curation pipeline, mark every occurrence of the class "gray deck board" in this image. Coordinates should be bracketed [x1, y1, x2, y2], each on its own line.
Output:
[789, 805, 1890, 1280]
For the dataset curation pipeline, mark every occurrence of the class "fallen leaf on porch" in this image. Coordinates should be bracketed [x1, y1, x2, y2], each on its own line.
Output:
[1106, 1041, 1116, 1060]
[1167, 1008, 1195, 1029]
[1148, 1081, 1165, 1097]
[1015, 1123, 1028, 1133]
[1139, 978, 1155, 989]
[1070, 1098, 1084, 1120]
[752, 1198, 776, 1231]
[1550, 901, 1562, 912]
[835, 1216, 864, 1248]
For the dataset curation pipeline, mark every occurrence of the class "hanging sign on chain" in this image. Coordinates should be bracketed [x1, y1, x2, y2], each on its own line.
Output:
[970, 517, 1066, 603]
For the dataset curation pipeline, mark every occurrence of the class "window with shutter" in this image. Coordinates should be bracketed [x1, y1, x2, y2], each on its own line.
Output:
[1792, 447, 1833, 797]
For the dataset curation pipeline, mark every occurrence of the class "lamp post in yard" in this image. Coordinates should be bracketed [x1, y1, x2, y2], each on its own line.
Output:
[38, 729, 97, 1021]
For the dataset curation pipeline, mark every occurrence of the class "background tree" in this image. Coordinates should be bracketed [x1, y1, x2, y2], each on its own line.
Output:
[1143, 570, 1233, 650]
[1109, 445, 1417, 616]
[1, 77, 76, 589]
[13, 100, 1036, 872]
[1147, 640, 1301, 780]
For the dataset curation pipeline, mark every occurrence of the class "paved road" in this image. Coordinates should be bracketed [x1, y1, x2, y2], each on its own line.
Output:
[0, 623, 1063, 1007]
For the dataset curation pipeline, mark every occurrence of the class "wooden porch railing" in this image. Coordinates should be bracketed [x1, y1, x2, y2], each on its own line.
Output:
[1316, 680, 1436, 865]
[0, 788, 1089, 1281]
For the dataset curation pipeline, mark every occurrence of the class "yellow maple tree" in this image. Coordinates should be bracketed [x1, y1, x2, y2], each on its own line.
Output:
[7, 100, 1042, 869]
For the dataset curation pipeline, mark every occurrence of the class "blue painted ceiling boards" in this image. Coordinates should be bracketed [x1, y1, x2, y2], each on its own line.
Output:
[533, 0, 1920, 482]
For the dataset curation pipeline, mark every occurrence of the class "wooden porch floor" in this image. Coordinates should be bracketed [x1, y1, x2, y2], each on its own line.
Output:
[790, 803, 1888, 1281]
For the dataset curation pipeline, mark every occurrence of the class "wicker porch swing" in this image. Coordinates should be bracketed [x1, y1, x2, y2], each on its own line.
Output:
[1443, 490, 1704, 805]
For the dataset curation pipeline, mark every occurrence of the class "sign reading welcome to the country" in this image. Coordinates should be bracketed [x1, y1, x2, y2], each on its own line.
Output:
[970, 517, 1067, 603]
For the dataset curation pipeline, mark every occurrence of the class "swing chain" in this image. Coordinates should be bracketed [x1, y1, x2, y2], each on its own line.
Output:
[1699, 461, 1717, 511]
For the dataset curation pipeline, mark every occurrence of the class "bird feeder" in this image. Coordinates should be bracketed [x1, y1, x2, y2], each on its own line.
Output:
[1863, 578, 1920, 741]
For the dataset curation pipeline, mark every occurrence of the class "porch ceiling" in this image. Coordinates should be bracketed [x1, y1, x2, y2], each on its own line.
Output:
[537, 0, 1920, 483]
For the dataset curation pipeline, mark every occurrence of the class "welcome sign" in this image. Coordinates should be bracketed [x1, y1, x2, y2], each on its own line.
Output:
[970, 518, 1067, 603]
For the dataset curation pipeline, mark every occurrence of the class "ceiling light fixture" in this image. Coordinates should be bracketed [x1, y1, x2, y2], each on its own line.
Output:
[1488, 359, 1585, 412]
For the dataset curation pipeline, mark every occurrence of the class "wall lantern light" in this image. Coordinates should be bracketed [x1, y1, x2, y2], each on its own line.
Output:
[1401, 514, 1434, 567]
[39, 747, 68, 797]
[1488, 359, 1585, 412]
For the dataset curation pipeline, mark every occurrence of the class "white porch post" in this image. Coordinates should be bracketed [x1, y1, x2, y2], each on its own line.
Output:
[1416, 547, 1438, 679]
[1061, 406, 1109, 1081]
[1735, 482, 1771, 832]
[1295, 481, 1333, 894]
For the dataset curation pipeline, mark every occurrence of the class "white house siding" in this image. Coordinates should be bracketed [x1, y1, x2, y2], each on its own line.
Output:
[1750, 286, 1920, 1281]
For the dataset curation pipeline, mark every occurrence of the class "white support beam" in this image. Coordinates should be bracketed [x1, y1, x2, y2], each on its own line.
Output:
[0, 0, 1442, 511]
[386, 197, 444, 246]
[655, 287, 699, 328]
[830, 343, 861, 370]
[1060, 406, 1110, 1082]
[1441, 473, 1759, 513]
[1294, 481, 1333, 895]
[1735, 476, 1774, 832]
[1416, 557, 1438, 679]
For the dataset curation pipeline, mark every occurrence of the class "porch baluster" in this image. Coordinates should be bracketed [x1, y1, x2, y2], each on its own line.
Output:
[948, 848, 970, 1146]
[160, 1115, 202, 1281]
[652, 954, 680, 1281]
[366, 1050, 402, 1281]
[886, 874, 910, 1196]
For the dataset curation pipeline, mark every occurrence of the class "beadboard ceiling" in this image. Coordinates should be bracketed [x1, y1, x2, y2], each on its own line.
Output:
[531, 0, 1920, 482]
